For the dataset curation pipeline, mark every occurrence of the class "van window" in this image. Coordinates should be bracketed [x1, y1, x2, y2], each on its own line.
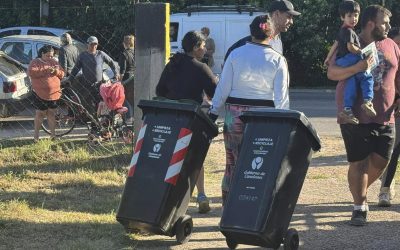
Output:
[0, 30, 21, 38]
[28, 30, 57, 36]
[1, 42, 32, 65]
[170, 22, 179, 42]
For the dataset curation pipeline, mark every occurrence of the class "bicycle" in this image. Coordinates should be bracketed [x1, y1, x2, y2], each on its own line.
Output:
[41, 80, 133, 144]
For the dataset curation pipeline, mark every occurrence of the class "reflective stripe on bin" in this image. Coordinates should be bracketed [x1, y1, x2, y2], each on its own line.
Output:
[128, 124, 147, 177]
[164, 128, 193, 185]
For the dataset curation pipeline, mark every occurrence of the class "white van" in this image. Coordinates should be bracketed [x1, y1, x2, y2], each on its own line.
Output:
[170, 5, 264, 74]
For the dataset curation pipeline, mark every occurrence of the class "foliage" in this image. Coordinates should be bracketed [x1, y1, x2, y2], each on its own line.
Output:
[0, 0, 399, 86]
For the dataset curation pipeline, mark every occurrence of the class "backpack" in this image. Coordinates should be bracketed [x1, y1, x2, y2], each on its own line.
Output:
[99, 81, 125, 110]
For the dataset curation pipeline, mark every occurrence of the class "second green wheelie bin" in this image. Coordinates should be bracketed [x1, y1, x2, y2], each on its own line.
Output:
[220, 108, 321, 250]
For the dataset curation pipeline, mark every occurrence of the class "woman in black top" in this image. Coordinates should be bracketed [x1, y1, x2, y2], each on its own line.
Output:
[156, 30, 218, 214]
[156, 31, 217, 104]
[118, 35, 135, 121]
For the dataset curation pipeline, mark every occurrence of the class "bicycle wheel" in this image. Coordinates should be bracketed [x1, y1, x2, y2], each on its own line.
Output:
[41, 98, 77, 137]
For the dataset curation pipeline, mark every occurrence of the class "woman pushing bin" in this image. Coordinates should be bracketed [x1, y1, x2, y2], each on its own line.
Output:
[208, 14, 290, 205]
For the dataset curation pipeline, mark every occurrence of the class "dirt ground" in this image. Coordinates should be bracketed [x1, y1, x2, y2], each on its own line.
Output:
[131, 134, 400, 250]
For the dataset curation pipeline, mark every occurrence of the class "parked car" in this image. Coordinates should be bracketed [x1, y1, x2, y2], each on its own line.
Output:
[0, 51, 31, 118]
[0, 35, 86, 66]
[0, 35, 115, 77]
[0, 26, 70, 38]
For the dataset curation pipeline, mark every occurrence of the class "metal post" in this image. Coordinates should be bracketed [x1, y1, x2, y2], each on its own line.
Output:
[133, 3, 170, 142]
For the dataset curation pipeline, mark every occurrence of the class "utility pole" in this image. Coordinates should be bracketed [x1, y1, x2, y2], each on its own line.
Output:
[40, 0, 50, 26]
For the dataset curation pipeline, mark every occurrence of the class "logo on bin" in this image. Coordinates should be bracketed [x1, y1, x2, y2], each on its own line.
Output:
[251, 157, 263, 170]
[164, 128, 193, 185]
[128, 123, 147, 177]
[153, 143, 161, 152]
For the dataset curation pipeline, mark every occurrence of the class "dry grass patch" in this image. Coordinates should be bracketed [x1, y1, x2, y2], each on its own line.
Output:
[0, 134, 399, 249]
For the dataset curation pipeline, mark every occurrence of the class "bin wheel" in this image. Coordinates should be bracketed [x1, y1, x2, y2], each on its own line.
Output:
[226, 237, 238, 249]
[175, 215, 193, 244]
[283, 228, 299, 250]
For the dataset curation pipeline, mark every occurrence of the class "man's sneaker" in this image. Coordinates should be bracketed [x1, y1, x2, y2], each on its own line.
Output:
[197, 193, 211, 214]
[361, 101, 377, 117]
[339, 109, 359, 124]
[378, 187, 391, 207]
[350, 209, 367, 226]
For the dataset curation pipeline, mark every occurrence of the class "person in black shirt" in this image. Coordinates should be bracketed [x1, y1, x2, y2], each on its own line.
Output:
[156, 30, 218, 213]
[118, 35, 135, 121]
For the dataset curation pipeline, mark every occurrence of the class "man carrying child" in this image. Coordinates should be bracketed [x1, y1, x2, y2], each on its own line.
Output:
[327, 4, 400, 226]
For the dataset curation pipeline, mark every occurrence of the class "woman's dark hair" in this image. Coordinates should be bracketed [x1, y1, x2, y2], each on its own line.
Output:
[37, 45, 54, 58]
[181, 31, 206, 53]
[388, 27, 400, 39]
[249, 15, 274, 41]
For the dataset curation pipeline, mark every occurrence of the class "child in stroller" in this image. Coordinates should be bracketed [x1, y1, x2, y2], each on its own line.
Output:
[92, 80, 130, 142]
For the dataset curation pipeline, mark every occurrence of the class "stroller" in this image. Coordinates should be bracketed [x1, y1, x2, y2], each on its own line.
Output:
[88, 80, 133, 144]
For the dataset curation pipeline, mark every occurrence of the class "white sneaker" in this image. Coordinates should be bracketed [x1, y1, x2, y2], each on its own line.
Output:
[378, 187, 391, 207]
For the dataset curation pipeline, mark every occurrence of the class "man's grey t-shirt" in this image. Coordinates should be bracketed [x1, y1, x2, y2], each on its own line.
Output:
[70, 50, 119, 84]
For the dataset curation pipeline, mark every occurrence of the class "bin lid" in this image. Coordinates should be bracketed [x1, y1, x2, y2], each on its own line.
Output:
[241, 108, 321, 151]
[138, 98, 219, 136]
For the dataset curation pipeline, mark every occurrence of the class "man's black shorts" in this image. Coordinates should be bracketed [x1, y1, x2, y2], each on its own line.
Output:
[340, 123, 395, 162]
[32, 92, 59, 111]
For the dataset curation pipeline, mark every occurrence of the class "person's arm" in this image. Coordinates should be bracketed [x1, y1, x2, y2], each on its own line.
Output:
[59, 47, 68, 72]
[210, 55, 234, 116]
[273, 57, 290, 109]
[118, 53, 126, 76]
[347, 42, 362, 54]
[102, 51, 120, 80]
[327, 51, 372, 81]
[54, 63, 65, 80]
[28, 59, 48, 78]
[324, 40, 338, 66]
[201, 64, 218, 98]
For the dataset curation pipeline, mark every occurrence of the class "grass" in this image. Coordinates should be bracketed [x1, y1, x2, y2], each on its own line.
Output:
[0, 135, 399, 249]
[0, 138, 133, 249]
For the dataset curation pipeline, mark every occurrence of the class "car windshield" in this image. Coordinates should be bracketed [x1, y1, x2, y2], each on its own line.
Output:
[0, 56, 22, 76]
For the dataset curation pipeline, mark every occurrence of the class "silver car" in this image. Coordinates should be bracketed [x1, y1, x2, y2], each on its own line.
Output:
[0, 26, 70, 38]
[0, 35, 86, 67]
[0, 51, 30, 117]
[0, 35, 115, 79]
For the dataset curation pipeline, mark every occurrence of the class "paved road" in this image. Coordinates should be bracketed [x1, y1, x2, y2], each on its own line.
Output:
[0, 89, 339, 140]
[290, 89, 339, 136]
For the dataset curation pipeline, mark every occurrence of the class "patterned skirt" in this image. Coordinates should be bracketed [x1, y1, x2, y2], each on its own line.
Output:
[221, 103, 250, 204]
